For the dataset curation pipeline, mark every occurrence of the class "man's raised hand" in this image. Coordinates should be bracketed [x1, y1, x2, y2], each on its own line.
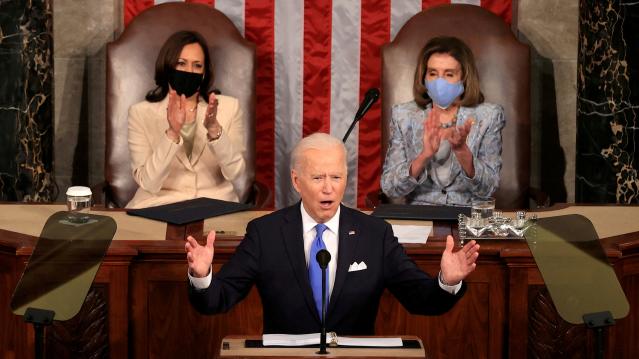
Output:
[185, 230, 216, 278]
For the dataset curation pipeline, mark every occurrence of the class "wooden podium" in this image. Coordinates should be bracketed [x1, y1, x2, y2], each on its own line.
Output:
[218, 335, 426, 358]
[2, 204, 639, 358]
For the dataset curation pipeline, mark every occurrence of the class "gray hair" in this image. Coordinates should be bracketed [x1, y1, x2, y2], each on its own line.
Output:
[290, 132, 347, 171]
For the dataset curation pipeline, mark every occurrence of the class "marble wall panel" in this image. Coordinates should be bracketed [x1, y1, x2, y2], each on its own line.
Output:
[86, 49, 107, 189]
[576, 0, 639, 203]
[54, 57, 86, 194]
[53, 0, 118, 199]
[518, 0, 578, 203]
[0, 0, 56, 201]
[550, 60, 578, 201]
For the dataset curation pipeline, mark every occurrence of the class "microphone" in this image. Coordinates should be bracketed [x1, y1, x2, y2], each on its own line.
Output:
[316, 249, 331, 269]
[342, 88, 380, 143]
[316, 249, 331, 355]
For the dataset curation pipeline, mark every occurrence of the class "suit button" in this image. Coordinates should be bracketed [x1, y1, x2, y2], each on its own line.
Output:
[441, 189, 447, 194]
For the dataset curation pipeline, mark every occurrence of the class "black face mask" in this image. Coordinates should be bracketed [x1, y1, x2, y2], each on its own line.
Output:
[168, 69, 203, 97]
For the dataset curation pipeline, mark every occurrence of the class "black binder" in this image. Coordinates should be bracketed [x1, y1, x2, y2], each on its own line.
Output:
[126, 197, 251, 225]
[371, 203, 470, 222]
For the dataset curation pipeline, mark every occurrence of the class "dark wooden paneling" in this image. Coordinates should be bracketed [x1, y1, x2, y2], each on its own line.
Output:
[0, 233, 135, 359]
[527, 286, 588, 359]
[615, 256, 639, 358]
[2, 220, 638, 359]
[0, 252, 20, 359]
[46, 287, 109, 358]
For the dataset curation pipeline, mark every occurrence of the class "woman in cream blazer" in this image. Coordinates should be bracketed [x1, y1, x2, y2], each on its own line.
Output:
[126, 31, 246, 209]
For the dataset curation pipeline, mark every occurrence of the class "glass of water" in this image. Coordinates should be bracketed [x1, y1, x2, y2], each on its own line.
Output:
[66, 186, 92, 223]
[471, 197, 495, 225]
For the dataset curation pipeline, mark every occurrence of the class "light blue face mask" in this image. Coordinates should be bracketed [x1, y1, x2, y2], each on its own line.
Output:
[425, 77, 464, 109]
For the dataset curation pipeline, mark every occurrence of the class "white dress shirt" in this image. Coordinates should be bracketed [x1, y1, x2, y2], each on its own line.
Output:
[300, 203, 339, 297]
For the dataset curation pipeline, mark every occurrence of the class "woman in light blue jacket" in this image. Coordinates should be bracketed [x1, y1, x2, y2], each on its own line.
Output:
[381, 36, 505, 206]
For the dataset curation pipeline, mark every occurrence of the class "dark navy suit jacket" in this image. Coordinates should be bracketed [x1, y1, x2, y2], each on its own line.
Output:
[188, 203, 466, 334]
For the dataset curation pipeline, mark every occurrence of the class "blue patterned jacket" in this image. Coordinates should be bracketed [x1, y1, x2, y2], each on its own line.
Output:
[381, 101, 505, 206]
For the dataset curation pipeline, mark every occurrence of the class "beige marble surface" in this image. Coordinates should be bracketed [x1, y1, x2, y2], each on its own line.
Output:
[203, 212, 433, 238]
[204, 210, 271, 237]
[2, 205, 638, 243]
[530, 206, 639, 240]
[202, 206, 639, 241]
[0, 205, 166, 241]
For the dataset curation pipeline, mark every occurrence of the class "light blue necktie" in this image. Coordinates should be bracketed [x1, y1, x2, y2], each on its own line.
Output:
[309, 223, 329, 318]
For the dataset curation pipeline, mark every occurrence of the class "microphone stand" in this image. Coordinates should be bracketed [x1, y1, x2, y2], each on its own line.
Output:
[342, 88, 379, 143]
[318, 265, 328, 354]
[24, 307, 55, 359]
[342, 114, 361, 143]
[316, 249, 331, 355]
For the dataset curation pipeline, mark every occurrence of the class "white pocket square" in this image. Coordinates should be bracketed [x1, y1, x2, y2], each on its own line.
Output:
[348, 261, 367, 272]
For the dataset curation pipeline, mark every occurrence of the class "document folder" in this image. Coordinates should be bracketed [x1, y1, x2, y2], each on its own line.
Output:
[371, 203, 470, 222]
[127, 197, 251, 225]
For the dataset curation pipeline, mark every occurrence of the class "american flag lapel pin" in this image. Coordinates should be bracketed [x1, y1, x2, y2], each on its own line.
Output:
[348, 230, 356, 235]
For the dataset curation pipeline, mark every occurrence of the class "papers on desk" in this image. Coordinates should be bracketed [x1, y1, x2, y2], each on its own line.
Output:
[336, 336, 403, 347]
[262, 333, 319, 346]
[392, 224, 432, 244]
[262, 333, 403, 347]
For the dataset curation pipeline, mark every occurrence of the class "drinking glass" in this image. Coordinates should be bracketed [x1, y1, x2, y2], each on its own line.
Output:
[471, 197, 495, 224]
[66, 186, 92, 223]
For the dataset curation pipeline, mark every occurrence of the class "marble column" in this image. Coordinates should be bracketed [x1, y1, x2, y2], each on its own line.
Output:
[0, 0, 56, 201]
[518, 0, 578, 204]
[576, 0, 639, 203]
[53, 0, 119, 201]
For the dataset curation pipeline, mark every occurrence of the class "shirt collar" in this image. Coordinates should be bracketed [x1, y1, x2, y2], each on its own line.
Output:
[300, 201, 340, 236]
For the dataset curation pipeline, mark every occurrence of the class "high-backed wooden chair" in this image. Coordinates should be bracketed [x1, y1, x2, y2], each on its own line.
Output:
[381, 4, 531, 209]
[104, 2, 268, 207]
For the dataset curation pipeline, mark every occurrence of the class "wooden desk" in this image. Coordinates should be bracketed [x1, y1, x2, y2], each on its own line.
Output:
[1, 205, 638, 358]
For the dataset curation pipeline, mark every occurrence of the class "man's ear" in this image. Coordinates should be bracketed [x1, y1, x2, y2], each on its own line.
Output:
[291, 169, 301, 193]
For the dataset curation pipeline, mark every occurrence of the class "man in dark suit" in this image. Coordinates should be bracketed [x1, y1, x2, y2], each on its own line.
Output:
[185, 132, 479, 334]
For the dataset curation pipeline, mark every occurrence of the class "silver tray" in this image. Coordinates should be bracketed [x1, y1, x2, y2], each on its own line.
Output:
[458, 211, 537, 243]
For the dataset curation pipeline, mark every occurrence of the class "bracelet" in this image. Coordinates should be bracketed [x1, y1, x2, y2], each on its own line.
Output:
[165, 129, 180, 144]
[207, 125, 223, 141]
